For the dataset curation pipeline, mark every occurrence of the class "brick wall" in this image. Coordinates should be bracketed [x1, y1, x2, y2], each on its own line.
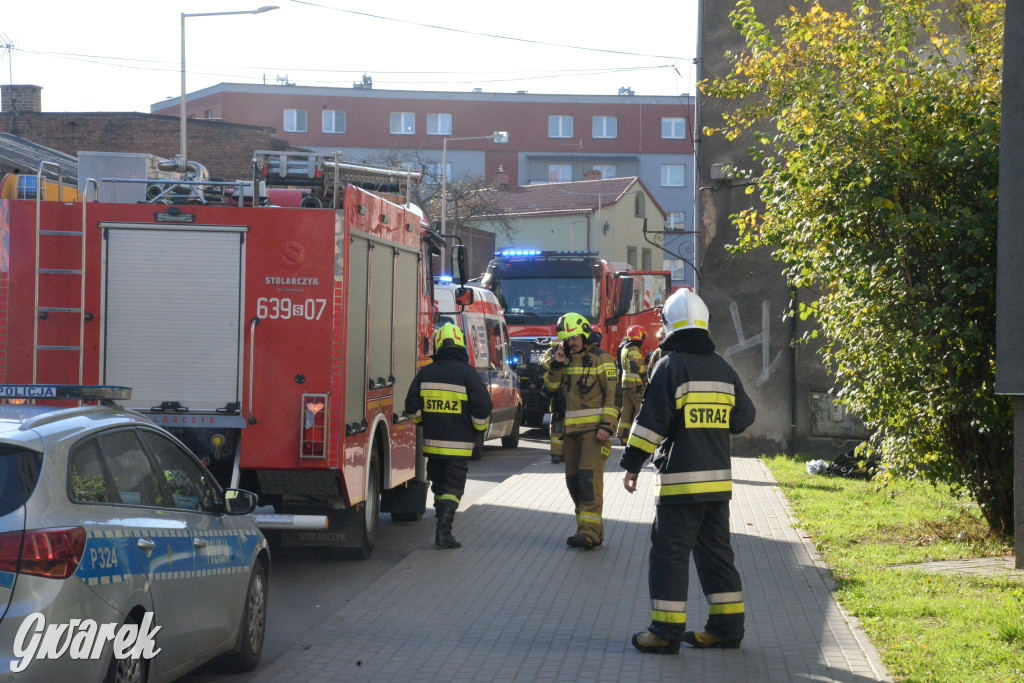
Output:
[0, 112, 292, 180]
[1, 85, 42, 114]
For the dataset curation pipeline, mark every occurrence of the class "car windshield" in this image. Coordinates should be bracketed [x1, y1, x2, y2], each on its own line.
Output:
[0, 445, 43, 517]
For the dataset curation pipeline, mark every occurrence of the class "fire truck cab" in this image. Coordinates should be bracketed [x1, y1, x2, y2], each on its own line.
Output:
[481, 249, 669, 427]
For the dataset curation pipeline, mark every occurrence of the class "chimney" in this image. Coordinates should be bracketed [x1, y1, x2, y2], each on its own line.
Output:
[1, 84, 42, 113]
[494, 165, 510, 189]
[584, 169, 603, 181]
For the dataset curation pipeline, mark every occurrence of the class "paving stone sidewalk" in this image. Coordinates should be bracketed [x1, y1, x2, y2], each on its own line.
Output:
[256, 454, 891, 682]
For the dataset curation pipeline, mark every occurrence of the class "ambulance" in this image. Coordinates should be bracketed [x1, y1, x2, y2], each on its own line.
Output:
[434, 280, 522, 448]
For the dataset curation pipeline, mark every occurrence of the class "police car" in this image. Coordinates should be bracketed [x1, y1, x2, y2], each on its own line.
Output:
[0, 385, 270, 682]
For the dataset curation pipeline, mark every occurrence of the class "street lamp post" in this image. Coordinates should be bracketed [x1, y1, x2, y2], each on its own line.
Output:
[180, 6, 279, 175]
[440, 131, 509, 237]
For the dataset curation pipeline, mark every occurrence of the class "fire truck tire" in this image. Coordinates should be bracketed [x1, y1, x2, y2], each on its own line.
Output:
[501, 407, 522, 449]
[352, 445, 381, 559]
[219, 559, 268, 672]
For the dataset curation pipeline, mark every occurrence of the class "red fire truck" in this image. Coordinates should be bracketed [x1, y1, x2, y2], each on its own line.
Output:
[0, 167, 459, 558]
[480, 250, 670, 427]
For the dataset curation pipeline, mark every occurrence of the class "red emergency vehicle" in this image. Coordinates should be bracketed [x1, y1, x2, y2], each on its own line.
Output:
[480, 250, 670, 426]
[0, 166, 457, 558]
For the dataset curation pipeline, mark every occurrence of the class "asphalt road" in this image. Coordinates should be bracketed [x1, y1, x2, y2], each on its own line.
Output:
[181, 428, 552, 682]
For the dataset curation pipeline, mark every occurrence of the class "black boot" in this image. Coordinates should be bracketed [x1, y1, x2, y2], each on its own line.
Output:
[435, 500, 461, 549]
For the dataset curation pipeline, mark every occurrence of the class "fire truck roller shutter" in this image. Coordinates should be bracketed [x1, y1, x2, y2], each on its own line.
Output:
[345, 235, 370, 426]
[368, 242, 395, 390]
[392, 247, 420, 408]
[101, 225, 245, 411]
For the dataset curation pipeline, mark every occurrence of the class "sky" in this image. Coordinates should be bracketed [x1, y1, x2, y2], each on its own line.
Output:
[1, 0, 699, 114]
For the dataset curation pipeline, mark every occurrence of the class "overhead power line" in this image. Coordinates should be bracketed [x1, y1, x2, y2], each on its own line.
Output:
[287, 0, 691, 61]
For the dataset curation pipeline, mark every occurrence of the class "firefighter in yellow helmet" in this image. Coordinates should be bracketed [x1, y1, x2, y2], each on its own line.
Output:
[616, 324, 649, 444]
[405, 323, 493, 548]
[542, 312, 619, 549]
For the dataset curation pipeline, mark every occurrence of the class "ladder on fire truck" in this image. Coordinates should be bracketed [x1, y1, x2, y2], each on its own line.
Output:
[30, 161, 98, 386]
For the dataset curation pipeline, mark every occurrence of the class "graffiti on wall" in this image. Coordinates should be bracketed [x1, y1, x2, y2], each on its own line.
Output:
[722, 300, 784, 389]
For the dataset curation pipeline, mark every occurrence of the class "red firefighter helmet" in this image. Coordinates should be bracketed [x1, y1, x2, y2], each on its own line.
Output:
[625, 325, 647, 343]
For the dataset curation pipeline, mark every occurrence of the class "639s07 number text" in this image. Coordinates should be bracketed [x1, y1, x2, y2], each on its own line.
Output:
[256, 297, 328, 321]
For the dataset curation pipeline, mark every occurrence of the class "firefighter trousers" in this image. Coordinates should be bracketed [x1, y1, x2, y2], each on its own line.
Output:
[562, 431, 612, 543]
[427, 458, 469, 509]
[616, 387, 643, 440]
[648, 500, 744, 642]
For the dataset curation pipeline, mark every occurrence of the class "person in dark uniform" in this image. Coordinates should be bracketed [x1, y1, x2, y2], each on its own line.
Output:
[406, 323, 493, 549]
[620, 289, 756, 654]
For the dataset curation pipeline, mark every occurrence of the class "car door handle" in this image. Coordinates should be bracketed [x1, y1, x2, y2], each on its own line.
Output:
[193, 538, 208, 549]
[137, 538, 156, 553]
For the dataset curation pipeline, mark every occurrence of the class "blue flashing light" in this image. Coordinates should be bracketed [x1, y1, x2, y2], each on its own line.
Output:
[497, 249, 543, 257]
[438, 275, 454, 283]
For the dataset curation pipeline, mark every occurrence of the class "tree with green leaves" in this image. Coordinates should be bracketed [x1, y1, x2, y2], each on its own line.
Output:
[702, 0, 1012, 534]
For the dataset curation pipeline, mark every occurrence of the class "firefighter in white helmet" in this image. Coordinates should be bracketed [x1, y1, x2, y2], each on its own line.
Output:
[542, 312, 619, 549]
[620, 289, 756, 653]
[406, 323, 493, 549]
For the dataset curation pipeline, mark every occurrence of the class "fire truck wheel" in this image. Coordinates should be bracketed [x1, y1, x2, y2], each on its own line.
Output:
[501, 408, 522, 449]
[220, 560, 268, 672]
[353, 444, 381, 559]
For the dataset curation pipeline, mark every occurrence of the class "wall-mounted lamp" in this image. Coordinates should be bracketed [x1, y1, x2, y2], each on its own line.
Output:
[602, 221, 610, 234]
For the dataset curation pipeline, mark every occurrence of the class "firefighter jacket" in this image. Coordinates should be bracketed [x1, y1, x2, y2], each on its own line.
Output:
[542, 342, 619, 435]
[620, 329, 756, 504]
[406, 346, 493, 459]
[646, 346, 664, 382]
[619, 341, 647, 391]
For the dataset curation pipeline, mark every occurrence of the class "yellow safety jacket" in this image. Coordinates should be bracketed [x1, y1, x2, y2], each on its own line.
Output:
[542, 344, 619, 435]
[619, 342, 647, 391]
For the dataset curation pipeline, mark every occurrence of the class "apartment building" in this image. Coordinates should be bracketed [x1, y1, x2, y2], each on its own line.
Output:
[152, 83, 696, 286]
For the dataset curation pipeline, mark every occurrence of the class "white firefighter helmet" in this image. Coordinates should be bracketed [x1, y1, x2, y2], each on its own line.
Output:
[660, 289, 709, 337]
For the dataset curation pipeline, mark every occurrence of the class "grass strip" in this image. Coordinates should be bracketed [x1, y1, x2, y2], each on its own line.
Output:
[761, 454, 1023, 682]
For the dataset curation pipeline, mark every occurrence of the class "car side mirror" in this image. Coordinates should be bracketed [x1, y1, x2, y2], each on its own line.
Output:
[224, 488, 259, 515]
[613, 276, 634, 318]
[452, 244, 469, 286]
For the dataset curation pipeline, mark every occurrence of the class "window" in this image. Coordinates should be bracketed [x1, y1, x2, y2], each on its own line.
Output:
[642, 248, 652, 271]
[485, 317, 505, 368]
[592, 164, 616, 179]
[626, 247, 638, 269]
[548, 115, 573, 138]
[666, 212, 687, 230]
[141, 431, 219, 513]
[284, 109, 307, 133]
[323, 110, 346, 134]
[592, 116, 617, 139]
[428, 113, 452, 136]
[203, 109, 214, 119]
[94, 431, 164, 507]
[634, 193, 646, 218]
[661, 117, 687, 139]
[69, 440, 112, 504]
[390, 112, 416, 135]
[548, 165, 572, 183]
[661, 164, 686, 187]
[427, 161, 452, 184]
